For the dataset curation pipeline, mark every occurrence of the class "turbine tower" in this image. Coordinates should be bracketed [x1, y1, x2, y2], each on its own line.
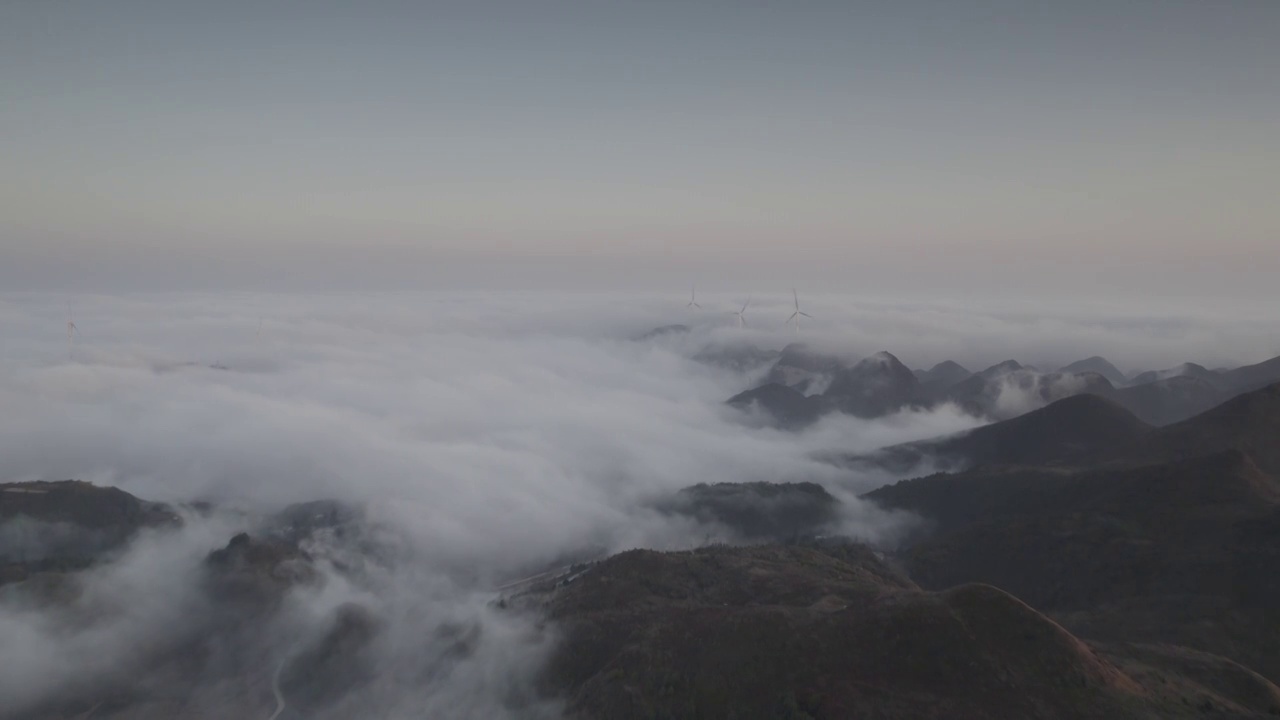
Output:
[66, 304, 77, 358]
[785, 289, 812, 335]
[732, 295, 751, 328]
[687, 285, 701, 310]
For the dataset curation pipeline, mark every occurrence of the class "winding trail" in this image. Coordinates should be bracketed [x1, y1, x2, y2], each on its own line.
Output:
[268, 657, 287, 720]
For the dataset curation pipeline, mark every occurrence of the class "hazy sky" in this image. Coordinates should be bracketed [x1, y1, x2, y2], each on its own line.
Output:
[2, 1, 1277, 295]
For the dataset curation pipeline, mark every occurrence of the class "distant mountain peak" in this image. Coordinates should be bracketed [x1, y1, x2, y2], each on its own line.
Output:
[1127, 362, 1219, 388]
[1061, 357, 1127, 386]
[979, 360, 1024, 378]
[726, 382, 825, 429]
[861, 350, 909, 370]
[633, 324, 690, 341]
[917, 360, 973, 388]
[822, 351, 922, 418]
[930, 360, 969, 374]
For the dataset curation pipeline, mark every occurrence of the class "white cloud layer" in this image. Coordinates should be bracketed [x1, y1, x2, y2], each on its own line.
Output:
[0, 290, 1274, 716]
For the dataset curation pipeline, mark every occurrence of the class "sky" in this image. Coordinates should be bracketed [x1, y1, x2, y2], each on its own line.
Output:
[2, 0, 1278, 296]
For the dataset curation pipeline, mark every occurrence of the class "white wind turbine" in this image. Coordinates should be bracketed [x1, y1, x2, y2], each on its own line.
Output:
[785, 289, 813, 335]
[686, 285, 701, 310]
[731, 295, 751, 327]
[66, 304, 78, 358]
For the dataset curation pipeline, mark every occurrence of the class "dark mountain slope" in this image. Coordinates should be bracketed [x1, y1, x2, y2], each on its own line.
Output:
[762, 343, 855, 394]
[1101, 382, 1280, 475]
[1219, 354, 1280, 394]
[1, 481, 181, 585]
[823, 351, 925, 418]
[942, 366, 1118, 420]
[729, 350, 937, 427]
[866, 449, 1280, 683]
[1, 480, 177, 530]
[848, 393, 1153, 475]
[538, 543, 1280, 719]
[851, 380, 1280, 476]
[726, 382, 825, 428]
[1109, 375, 1227, 426]
[655, 481, 841, 541]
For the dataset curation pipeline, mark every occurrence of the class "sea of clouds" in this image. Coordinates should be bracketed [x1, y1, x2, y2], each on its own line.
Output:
[1, 290, 1276, 718]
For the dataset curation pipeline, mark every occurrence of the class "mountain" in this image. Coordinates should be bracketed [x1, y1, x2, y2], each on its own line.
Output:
[1061, 356, 1128, 386]
[823, 351, 924, 418]
[1107, 357, 1280, 426]
[846, 393, 1152, 475]
[866, 450, 1280, 684]
[654, 482, 840, 541]
[1109, 374, 1227, 426]
[730, 350, 928, 426]
[1104, 382, 1280, 475]
[863, 382, 1280, 520]
[761, 343, 854, 394]
[735, 347, 1280, 431]
[913, 360, 974, 401]
[1, 480, 181, 585]
[943, 366, 1117, 420]
[537, 543, 1280, 719]
[915, 360, 972, 386]
[863, 384, 1280, 684]
[1128, 362, 1223, 388]
[726, 382, 825, 429]
[203, 530, 323, 606]
[265, 498, 364, 543]
[737, 347, 1198, 428]
[0, 480, 178, 530]
[13, 411, 1280, 720]
[941, 363, 1262, 429]
[632, 324, 690, 341]
[12, 528, 337, 720]
[1218, 353, 1280, 394]
[977, 359, 1025, 379]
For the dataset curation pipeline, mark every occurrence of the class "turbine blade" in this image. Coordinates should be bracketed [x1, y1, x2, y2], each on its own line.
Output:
[788, 312, 799, 322]
[799, 312, 813, 318]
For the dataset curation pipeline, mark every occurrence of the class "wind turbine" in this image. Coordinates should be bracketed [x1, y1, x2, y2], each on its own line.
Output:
[66, 304, 78, 358]
[731, 295, 751, 327]
[687, 285, 701, 310]
[785, 289, 812, 335]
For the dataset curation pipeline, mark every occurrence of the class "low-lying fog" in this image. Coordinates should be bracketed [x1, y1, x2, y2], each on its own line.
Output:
[1, 291, 1276, 718]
